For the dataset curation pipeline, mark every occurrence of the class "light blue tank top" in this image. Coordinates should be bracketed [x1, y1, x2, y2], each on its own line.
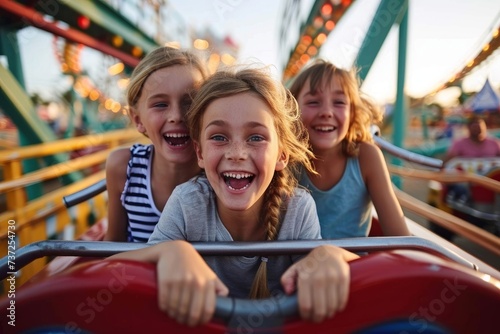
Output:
[299, 158, 372, 238]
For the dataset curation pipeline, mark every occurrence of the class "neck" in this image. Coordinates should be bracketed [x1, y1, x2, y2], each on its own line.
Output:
[470, 135, 486, 143]
[311, 145, 344, 169]
[217, 200, 266, 241]
[151, 154, 200, 187]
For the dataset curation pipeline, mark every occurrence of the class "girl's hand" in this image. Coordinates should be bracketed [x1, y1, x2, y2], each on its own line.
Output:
[280, 245, 357, 323]
[156, 241, 229, 326]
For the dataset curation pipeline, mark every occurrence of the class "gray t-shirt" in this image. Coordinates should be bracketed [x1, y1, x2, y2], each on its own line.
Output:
[149, 176, 321, 298]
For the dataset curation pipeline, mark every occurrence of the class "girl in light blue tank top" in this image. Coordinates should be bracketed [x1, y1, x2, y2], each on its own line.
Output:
[290, 60, 410, 238]
[300, 158, 372, 238]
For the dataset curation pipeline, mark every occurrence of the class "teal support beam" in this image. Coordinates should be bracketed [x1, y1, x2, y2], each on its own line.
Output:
[355, 0, 409, 81]
[391, 3, 409, 188]
[0, 61, 82, 182]
[0, 62, 57, 144]
[0, 62, 83, 189]
[82, 99, 104, 133]
[393, 4, 408, 149]
[0, 28, 24, 87]
[421, 112, 429, 140]
[63, 84, 78, 139]
[0, 27, 43, 199]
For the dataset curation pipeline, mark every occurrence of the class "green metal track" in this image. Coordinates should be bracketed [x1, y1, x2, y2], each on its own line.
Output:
[354, 0, 409, 81]
[0, 63, 82, 184]
[60, 0, 158, 54]
[0, 64, 56, 144]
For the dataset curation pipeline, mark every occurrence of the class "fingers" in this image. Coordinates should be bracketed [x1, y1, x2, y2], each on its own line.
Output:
[280, 264, 298, 295]
[160, 277, 217, 327]
[154, 242, 221, 327]
[184, 280, 214, 327]
[194, 278, 228, 325]
[176, 280, 194, 324]
[297, 268, 333, 323]
[294, 245, 352, 323]
[297, 270, 313, 321]
[336, 264, 350, 312]
[310, 272, 328, 323]
[215, 277, 230, 297]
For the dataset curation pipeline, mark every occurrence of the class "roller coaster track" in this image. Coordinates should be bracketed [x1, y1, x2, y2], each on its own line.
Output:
[436, 23, 500, 93]
[0, 0, 150, 67]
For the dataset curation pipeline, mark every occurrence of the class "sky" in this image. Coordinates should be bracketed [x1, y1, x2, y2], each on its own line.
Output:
[14, 0, 500, 106]
[166, 0, 500, 105]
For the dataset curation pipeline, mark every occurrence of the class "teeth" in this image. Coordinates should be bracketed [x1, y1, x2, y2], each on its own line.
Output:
[164, 133, 189, 138]
[228, 183, 250, 191]
[223, 172, 253, 179]
[315, 126, 334, 131]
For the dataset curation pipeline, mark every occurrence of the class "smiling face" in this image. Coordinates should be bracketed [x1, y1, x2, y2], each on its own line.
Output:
[195, 92, 287, 215]
[296, 75, 351, 154]
[132, 65, 203, 164]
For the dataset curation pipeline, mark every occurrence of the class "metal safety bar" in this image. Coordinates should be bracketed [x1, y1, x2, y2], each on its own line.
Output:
[446, 199, 500, 222]
[373, 135, 444, 169]
[0, 237, 477, 281]
[63, 179, 107, 208]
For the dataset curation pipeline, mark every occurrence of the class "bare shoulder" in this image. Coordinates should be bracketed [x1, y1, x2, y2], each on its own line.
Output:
[358, 141, 384, 162]
[106, 147, 131, 171]
[358, 142, 387, 180]
[106, 147, 131, 186]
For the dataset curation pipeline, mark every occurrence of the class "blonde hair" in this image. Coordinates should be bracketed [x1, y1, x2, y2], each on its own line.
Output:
[187, 67, 315, 299]
[289, 59, 383, 156]
[126, 46, 208, 133]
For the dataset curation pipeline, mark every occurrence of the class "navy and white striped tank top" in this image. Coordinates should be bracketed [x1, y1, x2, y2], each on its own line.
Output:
[120, 144, 161, 242]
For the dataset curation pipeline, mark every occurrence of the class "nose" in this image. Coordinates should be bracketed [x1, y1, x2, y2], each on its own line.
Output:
[225, 141, 247, 161]
[318, 101, 333, 118]
[166, 103, 183, 123]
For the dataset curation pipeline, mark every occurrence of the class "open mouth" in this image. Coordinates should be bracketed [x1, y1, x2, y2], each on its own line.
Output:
[164, 133, 190, 146]
[314, 126, 336, 132]
[222, 172, 255, 190]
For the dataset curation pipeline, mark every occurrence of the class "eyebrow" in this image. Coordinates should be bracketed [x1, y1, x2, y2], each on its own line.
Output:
[147, 93, 170, 100]
[205, 120, 268, 130]
[303, 89, 346, 97]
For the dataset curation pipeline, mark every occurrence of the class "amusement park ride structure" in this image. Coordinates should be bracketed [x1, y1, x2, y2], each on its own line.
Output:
[0, 1, 499, 332]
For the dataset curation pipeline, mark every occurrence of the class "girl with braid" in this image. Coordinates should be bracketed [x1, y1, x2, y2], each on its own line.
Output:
[112, 67, 358, 327]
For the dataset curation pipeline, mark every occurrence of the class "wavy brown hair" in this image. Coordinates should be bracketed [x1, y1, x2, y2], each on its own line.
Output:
[289, 59, 382, 156]
[187, 67, 316, 299]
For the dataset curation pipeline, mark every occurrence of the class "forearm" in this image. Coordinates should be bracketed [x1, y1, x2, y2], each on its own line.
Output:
[335, 245, 360, 262]
[314, 245, 360, 262]
[109, 240, 188, 263]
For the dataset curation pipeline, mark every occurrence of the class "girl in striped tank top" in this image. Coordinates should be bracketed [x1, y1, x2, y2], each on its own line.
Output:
[104, 47, 208, 242]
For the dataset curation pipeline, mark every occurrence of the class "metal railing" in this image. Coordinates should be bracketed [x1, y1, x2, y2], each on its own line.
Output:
[0, 128, 147, 287]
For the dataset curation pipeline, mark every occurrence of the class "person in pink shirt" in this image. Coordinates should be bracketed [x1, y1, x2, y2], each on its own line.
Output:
[445, 116, 500, 162]
[436, 116, 500, 240]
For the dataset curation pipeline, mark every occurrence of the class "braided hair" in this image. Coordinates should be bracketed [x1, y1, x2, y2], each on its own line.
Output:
[187, 67, 316, 298]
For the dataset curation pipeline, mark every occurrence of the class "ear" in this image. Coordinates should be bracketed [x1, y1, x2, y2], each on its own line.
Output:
[131, 110, 146, 134]
[194, 141, 205, 169]
[275, 150, 288, 171]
